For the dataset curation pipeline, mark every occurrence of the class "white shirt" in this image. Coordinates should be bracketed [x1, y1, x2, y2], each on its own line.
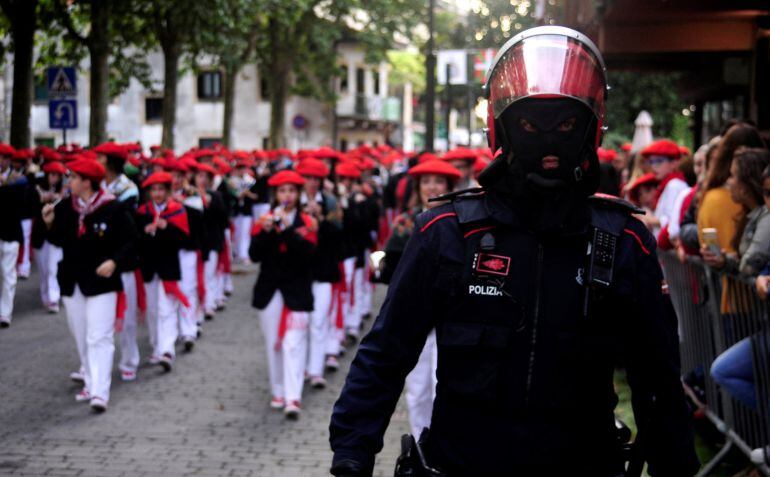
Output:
[654, 177, 689, 239]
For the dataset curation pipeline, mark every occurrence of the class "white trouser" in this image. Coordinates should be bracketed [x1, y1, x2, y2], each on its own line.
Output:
[204, 250, 219, 314]
[222, 227, 233, 295]
[0, 240, 19, 320]
[17, 218, 31, 277]
[178, 250, 199, 340]
[325, 281, 344, 357]
[405, 330, 438, 438]
[259, 292, 308, 402]
[342, 257, 360, 334]
[252, 203, 271, 222]
[144, 277, 179, 358]
[34, 241, 63, 307]
[308, 282, 332, 377]
[118, 271, 140, 373]
[234, 214, 252, 262]
[360, 248, 373, 316]
[62, 286, 117, 401]
[354, 265, 368, 321]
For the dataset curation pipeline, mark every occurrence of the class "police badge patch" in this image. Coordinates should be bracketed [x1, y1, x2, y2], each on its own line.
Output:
[474, 253, 511, 276]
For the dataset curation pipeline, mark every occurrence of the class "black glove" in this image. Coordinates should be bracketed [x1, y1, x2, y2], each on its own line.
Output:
[330, 458, 367, 477]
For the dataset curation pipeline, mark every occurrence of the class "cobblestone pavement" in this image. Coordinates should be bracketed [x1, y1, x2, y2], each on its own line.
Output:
[0, 265, 409, 477]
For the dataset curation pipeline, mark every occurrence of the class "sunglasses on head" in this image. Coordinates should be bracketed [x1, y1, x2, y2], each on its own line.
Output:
[647, 155, 672, 166]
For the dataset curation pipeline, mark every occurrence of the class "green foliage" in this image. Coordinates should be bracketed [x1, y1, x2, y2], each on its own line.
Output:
[387, 50, 425, 93]
[605, 71, 688, 142]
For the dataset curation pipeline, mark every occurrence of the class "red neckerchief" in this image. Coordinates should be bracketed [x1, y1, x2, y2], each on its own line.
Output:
[71, 189, 116, 237]
[656, 171, 685, 199]
[138, 199, 190, 235]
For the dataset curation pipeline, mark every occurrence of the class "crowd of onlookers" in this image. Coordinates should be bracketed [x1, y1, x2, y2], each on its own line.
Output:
[599, 120, 770, 464]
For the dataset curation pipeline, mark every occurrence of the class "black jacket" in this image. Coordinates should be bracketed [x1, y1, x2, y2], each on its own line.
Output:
[135, 201, 189, 282]
[249, 210, 316, 312]
[306, 193, 343, 283]
[47, 197, 138, 297]
[341, 194, 379, 264]
[201, 190, 228, 255]
[0, 178, 27, 243]
[330, 191, 699, 477]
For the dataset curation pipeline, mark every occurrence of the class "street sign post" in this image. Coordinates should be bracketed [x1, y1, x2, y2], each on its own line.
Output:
[47, 66, 78, 145]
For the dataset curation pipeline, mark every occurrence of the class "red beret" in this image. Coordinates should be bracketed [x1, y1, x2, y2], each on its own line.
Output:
[620, 143, 632, 152]
[295, 158, 330, 178]
[313, 146, 341, 161]
[417, 152, 440, 164]
[408, 159, 462, 181]
[0, 143, 15, 156]
[335, 162, 362, 179]
[42, 161, 67, 175]
[11, 148, 33, 161]
[626, 172, 659, 202]
[641, 140, 681, 159]
[267, 170, 305, 187]
[194, 163, 219, 176]
[212, 157, 231, 175]
[92, 142, 128, 160]
[67, 158, 106, 182]
[596, 147, 618, 163]
[442, 148, 477, 162]
[164, 159, 189, 173]
[359, 158, 377, 171]
[679, 146, 691, 157]
[141, 171, 174, 188]
[195, 148, 217, 158]
[474, 157, 490, 175]
[41, 149, 63, 162]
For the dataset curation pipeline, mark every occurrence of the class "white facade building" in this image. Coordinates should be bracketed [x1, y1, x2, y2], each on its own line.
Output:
[6, 41, 396, 153]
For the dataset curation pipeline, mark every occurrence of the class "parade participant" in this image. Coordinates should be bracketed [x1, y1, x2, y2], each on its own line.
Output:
[441, 148, 479, 191]
[193, 163, 229, 323]
[9, 149, 36, 281]
[135, 172, 190, 372]
[32, 161, 66, 313]
[168, 160, 206, 350]
[296, 158, 343, 389]
[382, 159, 460, 440]
[625, 173, 660, 233]
[641, 140, 689, 239]
[230, 159, 259, 264]
[0, 143, 25, 328]
[330, 26, 698, 476]
[95, 142, 142, 381]
[42, 158, 137, 412]
[250, 170, 317, 419]
[213, 156, 235, 303]
[335, 161, 372, 343]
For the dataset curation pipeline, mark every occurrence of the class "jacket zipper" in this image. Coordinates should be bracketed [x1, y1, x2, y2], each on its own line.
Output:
[524, 243, 544, 407]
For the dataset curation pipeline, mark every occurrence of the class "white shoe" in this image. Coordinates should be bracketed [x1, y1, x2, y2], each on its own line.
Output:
[325, 356, 340, 372]
[46, 303, 60, 313]
[75, 389, 91, 402]
[120, 370, 137, 381]
[751, 446, 769, 464]
[284, 401, 301, 419]
[70, 370, 85, 383]
[148, 355, 161, 365]
[89, 397, 107, 413]
[159, 353, 173, 372]
[310, 376, 327, 389]
[270, 397, 285, 409]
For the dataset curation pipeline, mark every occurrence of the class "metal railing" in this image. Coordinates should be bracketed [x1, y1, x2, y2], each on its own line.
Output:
[661, 251, 770, 476]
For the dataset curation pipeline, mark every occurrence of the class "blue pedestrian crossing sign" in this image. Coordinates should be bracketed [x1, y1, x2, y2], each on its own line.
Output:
[49, 99, 77, 129]
[47, 67, 77, 98]
[47, 67, 77, 130]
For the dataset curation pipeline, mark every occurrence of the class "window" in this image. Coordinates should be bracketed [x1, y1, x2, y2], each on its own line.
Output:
[260, 76, 270, 101]
[356, 67, 365, 94]
[262, 138, 270, 150]
[338, 64, 348, 94]
[34, 75, 48, 103]
[373, 71, 380, 95]
[145, 97, 163, 122]
[198, 71, 223, 100]
[199, 137, 222, 149]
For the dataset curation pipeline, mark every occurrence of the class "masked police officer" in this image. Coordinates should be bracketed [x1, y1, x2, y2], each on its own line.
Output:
[329, 26, 699, 477]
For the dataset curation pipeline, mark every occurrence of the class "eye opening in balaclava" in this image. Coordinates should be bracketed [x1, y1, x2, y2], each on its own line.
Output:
[496, 96, 599, 196]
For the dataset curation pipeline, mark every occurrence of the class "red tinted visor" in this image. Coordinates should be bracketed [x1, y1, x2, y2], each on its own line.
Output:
[487, 34, 606, 121]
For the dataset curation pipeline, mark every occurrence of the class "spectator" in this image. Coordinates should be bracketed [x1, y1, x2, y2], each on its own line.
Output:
[697, 124, 766, 257]
[635, 140, 689, 238]
[702, 148, 770, 275]
[626, 173, 659, 232]
[678, 139, 719, 256]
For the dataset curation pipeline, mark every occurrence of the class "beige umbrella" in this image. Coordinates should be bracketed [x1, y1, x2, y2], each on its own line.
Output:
[631, 110, 653, 153]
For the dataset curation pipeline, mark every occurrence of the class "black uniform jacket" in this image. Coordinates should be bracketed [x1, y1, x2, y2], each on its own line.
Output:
[202, 190, 228, 256]
[329, 191, 699, 477]
[249, 210, 317, 312]
[47, 195, 138, 297]
[135, 200, 189, 282]
[0, 177, 27, 243]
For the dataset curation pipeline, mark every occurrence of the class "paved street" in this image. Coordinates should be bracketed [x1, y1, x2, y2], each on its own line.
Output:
[0, 265, 409, 477]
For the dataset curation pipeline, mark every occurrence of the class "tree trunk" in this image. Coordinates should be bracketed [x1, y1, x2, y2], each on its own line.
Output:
[7, 1, 37, 148]
[88, 1, 110, 146]
[222, 63, 238, 149]
[268, 67, 289, 149]
[160, 40, 180, 150]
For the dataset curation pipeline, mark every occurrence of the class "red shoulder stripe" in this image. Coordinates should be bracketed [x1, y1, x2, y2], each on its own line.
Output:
[623, 228, 651, 255]
[463, 225, 496, 238]
[420, 212, 457, 233]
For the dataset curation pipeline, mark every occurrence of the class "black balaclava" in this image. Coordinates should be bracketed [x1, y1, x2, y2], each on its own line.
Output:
[490, 97, 599, 234]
